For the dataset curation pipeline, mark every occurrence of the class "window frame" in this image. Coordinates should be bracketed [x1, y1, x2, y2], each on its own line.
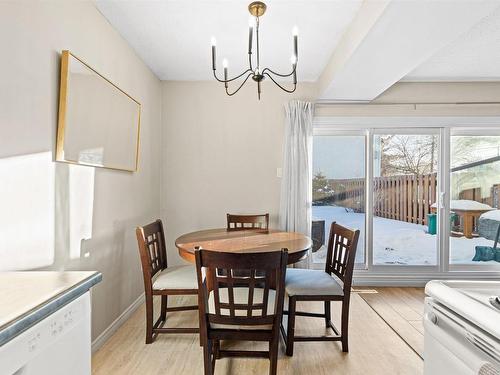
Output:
[312, 117, 500, 281]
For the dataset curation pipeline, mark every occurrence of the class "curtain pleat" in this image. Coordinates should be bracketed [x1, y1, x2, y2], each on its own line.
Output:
[279, 100, 314, 268]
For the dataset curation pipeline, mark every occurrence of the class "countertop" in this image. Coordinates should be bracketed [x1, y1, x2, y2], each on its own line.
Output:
[0, 271, 102, 346]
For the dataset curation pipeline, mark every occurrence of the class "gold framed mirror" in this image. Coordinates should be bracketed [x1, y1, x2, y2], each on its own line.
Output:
[56, 50, 141, 172]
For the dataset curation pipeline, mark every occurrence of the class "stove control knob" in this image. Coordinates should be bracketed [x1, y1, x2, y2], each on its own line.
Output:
[426, 312, 438, 325]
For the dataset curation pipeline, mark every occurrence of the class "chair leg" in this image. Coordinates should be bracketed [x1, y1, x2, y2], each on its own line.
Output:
[269, 336, 279, 375]
[214, 340, 221, 359]
[160, 295, 168, 321]
[324, 301, 331, 328]
[341, 301, 350, 353]
[285, 297, 296, 356]
[203, 339, 213, 375]
[145, 293, 154, 344]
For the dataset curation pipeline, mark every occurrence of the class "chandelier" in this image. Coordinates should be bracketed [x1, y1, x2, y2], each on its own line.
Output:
[211, 1, 298, 99]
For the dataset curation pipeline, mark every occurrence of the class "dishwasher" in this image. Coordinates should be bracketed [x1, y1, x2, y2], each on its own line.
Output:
[0, 292, 91, 375]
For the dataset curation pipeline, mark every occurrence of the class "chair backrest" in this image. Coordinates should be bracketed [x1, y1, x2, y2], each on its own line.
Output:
[136, 220, 168, 286]
[226, 213, 269, 231]
[325, 222, 360, 292]
[195, 249, 288, 330]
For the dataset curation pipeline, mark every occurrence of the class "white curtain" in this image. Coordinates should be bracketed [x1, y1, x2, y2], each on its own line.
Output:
[279, 100, 314, 267]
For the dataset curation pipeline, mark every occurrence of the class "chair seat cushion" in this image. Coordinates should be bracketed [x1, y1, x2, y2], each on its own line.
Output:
[285, 268, 344, 297]
[208, 287, 275, 330]
[152, 265, 198, 290]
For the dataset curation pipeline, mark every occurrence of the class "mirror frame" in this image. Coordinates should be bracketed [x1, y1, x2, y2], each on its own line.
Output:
[56, 50, 141, 172]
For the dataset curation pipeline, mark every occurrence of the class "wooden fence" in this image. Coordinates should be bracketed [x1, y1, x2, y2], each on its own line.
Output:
[458, 185, 500, 208]
[374, 173, 437, 225]
[314, 173, 438, 225]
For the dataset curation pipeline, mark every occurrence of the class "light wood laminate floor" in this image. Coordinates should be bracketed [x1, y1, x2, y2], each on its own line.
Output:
[358, 287, 425, 359]
[92, 293, 423, 374]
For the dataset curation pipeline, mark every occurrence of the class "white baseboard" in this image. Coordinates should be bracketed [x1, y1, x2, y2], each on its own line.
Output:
[91, 292, 145, 353]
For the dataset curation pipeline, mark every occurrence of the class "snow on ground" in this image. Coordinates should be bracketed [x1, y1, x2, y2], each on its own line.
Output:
[312, 205, 498, 266]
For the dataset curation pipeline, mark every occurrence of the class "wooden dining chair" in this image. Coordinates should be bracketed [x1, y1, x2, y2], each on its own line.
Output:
[226, 213, 269, 231]
[136, 219, 199, 344]
[195, 248, 288, 375]
[281, 222, 359, 355]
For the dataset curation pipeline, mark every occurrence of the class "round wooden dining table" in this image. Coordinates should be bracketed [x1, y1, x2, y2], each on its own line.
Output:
[175, 228, 312, 265]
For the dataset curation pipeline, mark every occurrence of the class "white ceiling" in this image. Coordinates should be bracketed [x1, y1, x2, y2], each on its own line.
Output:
[95, 0, 362, 81]
[404, 5, 500, 82]
[319, 0, 500, 100]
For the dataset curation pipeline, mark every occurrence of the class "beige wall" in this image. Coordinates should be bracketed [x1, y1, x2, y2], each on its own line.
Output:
[161, 81, 318, 264]
[0, 1, 162, 341]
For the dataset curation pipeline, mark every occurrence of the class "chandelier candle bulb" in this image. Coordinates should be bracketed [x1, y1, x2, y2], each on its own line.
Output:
[293, 26, 298, 59]
[223, 59, 228, 88]
[211, 37, 216, 70]
[248, 26, 253, 54]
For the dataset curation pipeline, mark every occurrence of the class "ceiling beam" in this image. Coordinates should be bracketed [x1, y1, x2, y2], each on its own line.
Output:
[317, 0, 500, 101]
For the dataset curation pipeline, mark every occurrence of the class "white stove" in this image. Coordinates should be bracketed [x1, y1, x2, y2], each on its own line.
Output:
[424, 280, 500, 375]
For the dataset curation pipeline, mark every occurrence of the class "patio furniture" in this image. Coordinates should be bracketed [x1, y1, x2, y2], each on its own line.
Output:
[453, 208, 493, 239]
[281, 222, 360, 355]
[195, 248, 288, 375]
[473, 223, 500, 262]
[431, 200, 493, 239]
[311, 219, 325, 252]
[136, 219, 199, 344]
[226, 213, 269, 231]
[478, 209, 500, 240]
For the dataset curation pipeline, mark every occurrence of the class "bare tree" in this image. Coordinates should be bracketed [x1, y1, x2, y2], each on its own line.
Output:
[380, 135, 437, 176]
[451, 136, 500, 168]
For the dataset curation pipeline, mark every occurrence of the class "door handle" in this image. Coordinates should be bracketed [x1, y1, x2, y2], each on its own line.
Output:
[439, 192, 445, 209]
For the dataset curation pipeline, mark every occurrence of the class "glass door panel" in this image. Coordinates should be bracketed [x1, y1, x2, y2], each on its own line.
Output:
[373, 133, 439, 265]
[312, 135, 366, 267]
[449, 135, 500, 268]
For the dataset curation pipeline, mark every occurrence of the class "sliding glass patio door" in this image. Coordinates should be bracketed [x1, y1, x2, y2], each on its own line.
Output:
[449, 129, 500, 271]
[312, 123, 500, 277]
[371, 130, 440, 269]
[311, 131, 366, 269]
[311, 127, 441, 272]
